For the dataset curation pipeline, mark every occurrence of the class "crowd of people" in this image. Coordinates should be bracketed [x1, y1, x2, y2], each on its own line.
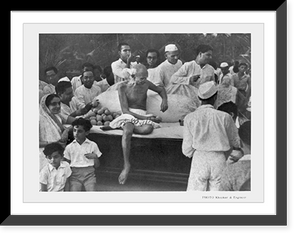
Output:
[39, 41, 251, 192]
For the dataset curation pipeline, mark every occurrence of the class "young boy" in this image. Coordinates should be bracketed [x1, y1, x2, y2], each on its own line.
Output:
[40, 142, 72, 192]
[64, 118, 101, 191]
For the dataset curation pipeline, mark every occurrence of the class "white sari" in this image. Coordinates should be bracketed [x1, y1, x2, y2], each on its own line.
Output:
[39, 94, 66, 171]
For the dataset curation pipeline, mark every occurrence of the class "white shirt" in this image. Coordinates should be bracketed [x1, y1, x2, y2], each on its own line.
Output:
[156, 59, 183, 87]
[94, 79, 110, 92]
[39, 161, 72, 192]
[74, 84, 102, 106]
[71, 75, 82, 93]
[64, 138, 102, 167]
[182, 105, 240, 158]
[218, 72, 234, 86]
[111, 58, 131, 83]
[147, 67, 160, 86]
[60, 97, 83, 119]
[170, 60, 215, 88]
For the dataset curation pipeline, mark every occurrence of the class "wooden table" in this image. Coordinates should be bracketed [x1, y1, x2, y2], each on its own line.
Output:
[87, 128, 191, 191]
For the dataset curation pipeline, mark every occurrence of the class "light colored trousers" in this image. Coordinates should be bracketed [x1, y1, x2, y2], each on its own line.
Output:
[187, 150, 226, 191]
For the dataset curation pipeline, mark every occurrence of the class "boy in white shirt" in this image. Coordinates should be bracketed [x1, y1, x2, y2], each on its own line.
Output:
[40, 142, 72, 192]
[64, 118, 102, 191]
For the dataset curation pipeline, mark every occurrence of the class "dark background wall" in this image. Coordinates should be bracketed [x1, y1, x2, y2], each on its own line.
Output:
[39, 33, 251, 80]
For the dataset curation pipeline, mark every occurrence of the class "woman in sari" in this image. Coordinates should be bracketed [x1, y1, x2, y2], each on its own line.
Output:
[39, 93, 75, 171]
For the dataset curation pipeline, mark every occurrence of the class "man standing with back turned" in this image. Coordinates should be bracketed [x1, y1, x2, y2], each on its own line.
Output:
[182, 81, 241, 191]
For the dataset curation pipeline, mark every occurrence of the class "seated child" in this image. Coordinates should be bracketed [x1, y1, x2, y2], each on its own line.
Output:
[64, 117, 102, 191]
[40, 142, 72, 192]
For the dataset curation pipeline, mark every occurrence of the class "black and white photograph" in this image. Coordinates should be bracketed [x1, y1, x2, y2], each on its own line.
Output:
[38, 33, 252, 193]
[7, 7, 288, 228]
[22, 20, 266, 206]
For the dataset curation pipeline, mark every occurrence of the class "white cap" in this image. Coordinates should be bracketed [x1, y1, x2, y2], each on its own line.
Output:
[220, 62, 229, 68]
[58, 76, 70, 82]
[165, 44, 178, 52]
[198, 81, 218, 99]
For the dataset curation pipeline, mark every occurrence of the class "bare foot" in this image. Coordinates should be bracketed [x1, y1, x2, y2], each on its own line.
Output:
[118, 166, 131, 185]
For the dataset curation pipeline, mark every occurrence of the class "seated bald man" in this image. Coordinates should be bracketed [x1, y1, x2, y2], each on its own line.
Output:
[102, 64, 168, 185]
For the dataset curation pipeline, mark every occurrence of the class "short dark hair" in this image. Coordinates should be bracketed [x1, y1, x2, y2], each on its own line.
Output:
[45, 94, 60, 107]
[72, 117, 92, 131]
[196, 44, 213, 55]
[43, 142, 64, 157]
[55, 81, 72, 95]
[82, 70, 94, 76]
[208, 60, 218, 70]
[81, 62, 94, 70]
[93, 65, 103, 73]
[217, 101, 238, 119]
[44, 66, 58, 75]
[117, 42, 130, 51]
[146, 49, 160, 58]
[239, 121, 251, 146]
[103, 65, 112, 76]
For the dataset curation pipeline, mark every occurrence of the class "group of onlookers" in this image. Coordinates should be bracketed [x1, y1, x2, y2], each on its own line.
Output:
[39, 41, 251, 192]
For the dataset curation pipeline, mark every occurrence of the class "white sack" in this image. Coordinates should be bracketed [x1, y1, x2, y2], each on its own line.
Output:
[95, 90, 198, 122]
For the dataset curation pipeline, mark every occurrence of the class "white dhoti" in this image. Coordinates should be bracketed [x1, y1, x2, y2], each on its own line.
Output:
[187, 150, 226, 191]
[109, 108, 161, 129]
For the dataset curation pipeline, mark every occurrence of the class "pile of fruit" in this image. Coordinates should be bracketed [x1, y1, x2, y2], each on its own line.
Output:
[85, 106, 121, 126]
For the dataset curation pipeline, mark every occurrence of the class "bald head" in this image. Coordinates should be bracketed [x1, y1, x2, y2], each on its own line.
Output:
[132, 64, 148, 79]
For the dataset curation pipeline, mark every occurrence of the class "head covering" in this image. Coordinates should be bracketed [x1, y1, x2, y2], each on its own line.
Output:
[220, 62, 229, 68]
[39, 94, 65, 143]
[198, 81, 218, 99]
[58, 76, 70, 82]
[165, 44, 178, 52]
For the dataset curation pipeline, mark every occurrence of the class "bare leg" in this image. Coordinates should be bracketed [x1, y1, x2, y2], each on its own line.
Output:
[119, 122, 134, 185]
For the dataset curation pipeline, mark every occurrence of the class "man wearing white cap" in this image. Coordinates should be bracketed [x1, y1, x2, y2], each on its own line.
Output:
[182, 81, 241, 191]
[169, 44, 215, 88]
[155, 43, 183, 88]
[214, 62, 237, 109]
[218, 62, 234, 86]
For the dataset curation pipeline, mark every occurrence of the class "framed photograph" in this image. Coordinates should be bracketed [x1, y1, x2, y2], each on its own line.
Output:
[6, 2, 286, 226]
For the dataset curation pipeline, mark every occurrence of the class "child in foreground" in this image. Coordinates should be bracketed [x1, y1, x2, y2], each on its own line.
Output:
[64, 117, 102, 191]
[40, 142, 72, 192]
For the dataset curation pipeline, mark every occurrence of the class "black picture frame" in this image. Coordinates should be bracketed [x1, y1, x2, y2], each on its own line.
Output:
[4, 1, 287, 226]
